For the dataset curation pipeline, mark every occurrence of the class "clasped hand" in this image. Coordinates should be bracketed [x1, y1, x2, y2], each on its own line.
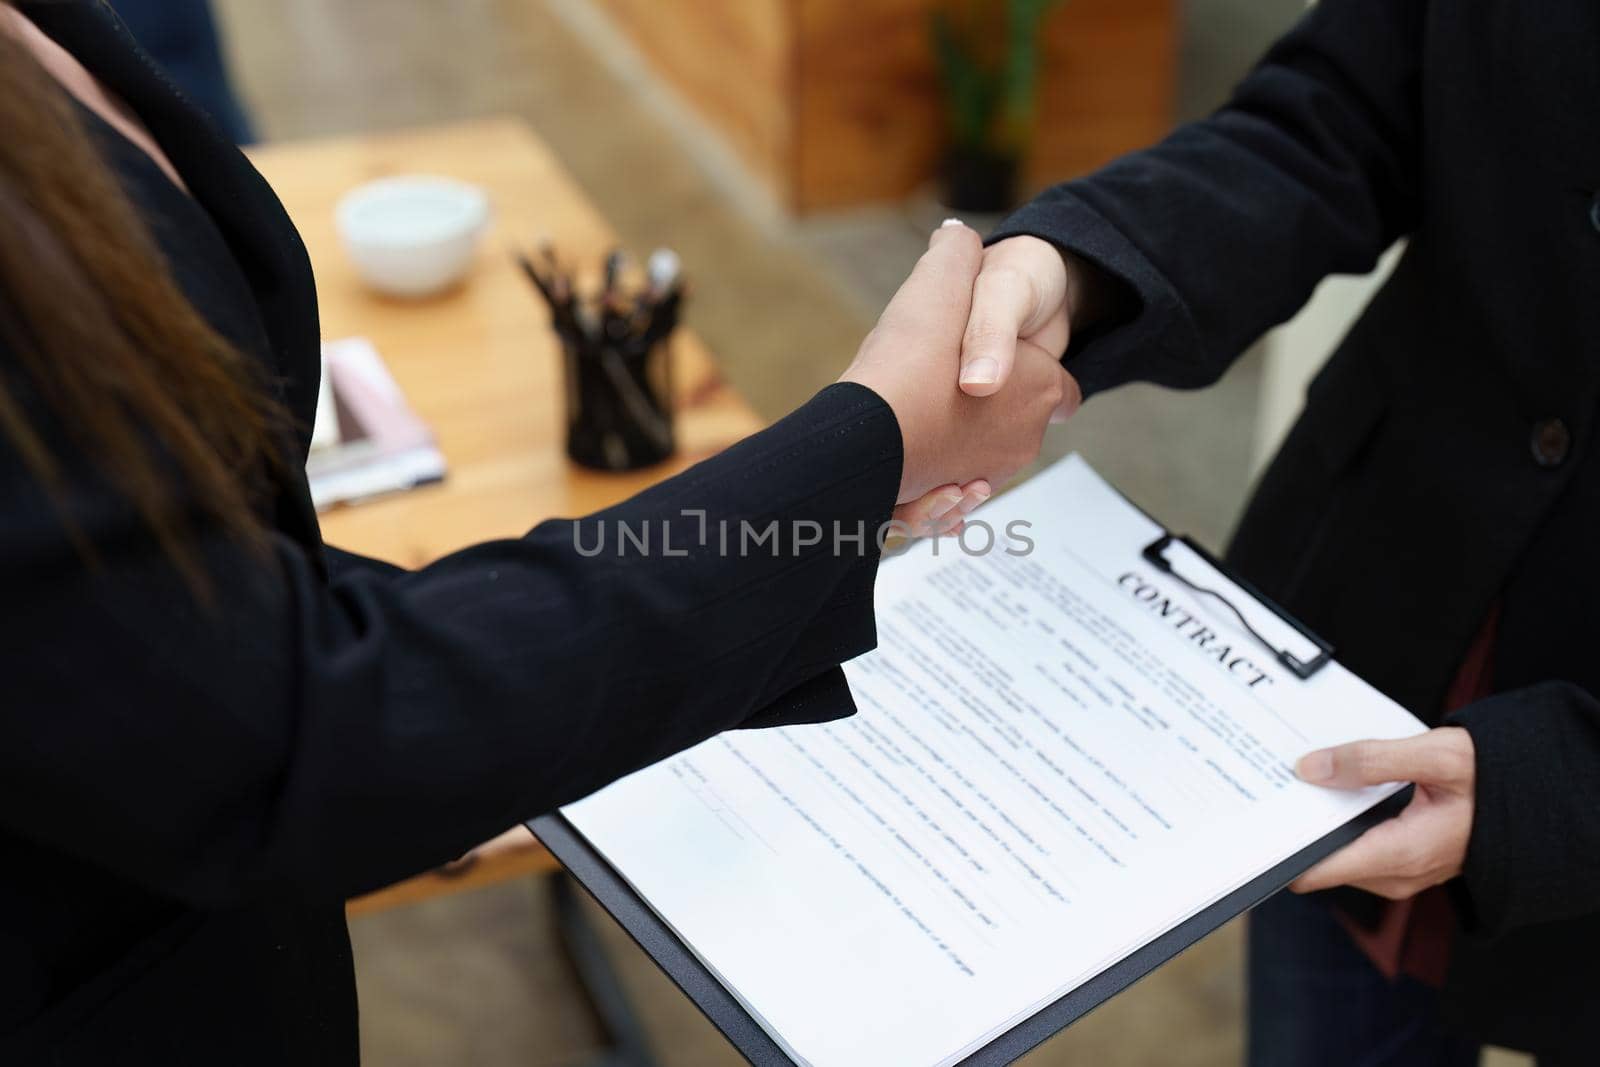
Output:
[838, 222, 1079, 536]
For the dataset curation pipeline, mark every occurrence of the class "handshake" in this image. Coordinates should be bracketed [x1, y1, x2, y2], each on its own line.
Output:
[838, 221, 1109, 536]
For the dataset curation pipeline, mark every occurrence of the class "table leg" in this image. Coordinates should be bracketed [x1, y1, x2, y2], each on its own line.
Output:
[547, 869, 660, 1067]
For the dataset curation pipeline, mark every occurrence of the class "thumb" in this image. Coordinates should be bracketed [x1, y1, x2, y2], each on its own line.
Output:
[960, 260, 1044, 397]
[1296, 732, 1461, 789]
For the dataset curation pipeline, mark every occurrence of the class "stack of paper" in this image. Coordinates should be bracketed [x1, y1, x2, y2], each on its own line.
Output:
[306, 336, 446, 510]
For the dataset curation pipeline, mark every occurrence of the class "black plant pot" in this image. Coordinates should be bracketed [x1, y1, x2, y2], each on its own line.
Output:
[939, 147, 1020, 213]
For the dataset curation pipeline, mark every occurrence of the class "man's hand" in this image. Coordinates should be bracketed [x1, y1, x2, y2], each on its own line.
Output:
[1289, 727, 1476, 900]
[839, 222, 1079, 504]
[956, 235, 1115, 397]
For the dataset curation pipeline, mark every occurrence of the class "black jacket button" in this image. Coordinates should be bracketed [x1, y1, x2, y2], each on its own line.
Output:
[1531, 418, 1571, 468]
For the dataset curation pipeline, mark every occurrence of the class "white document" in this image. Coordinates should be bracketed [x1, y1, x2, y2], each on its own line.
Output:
[563, 455, 1426, 1067]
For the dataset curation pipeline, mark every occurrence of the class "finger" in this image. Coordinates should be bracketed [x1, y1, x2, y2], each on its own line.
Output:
[960, 261, 1041, 396]
[1006, 340, 1082, 426]
[892, 484, 966, 537]
[1288, 819, 1416, 894]
[1346, 878, 1428, 901]
[894, 480, 989, 538]
[1050, 366, 1083, 423]
[877, 220, 983, 348]
[956, 480, 992, 515]
[1296, 729, 1472, 789]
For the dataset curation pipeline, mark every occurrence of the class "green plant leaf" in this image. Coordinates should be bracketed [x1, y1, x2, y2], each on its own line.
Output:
[932, 0, 1061, 154]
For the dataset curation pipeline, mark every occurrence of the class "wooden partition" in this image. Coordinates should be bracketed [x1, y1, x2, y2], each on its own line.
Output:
[591, 0, 1177, 212]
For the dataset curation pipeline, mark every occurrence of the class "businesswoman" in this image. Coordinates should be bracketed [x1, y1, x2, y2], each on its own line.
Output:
[947, 0, 1600, 1063]
[0, 2, 1075, 1063]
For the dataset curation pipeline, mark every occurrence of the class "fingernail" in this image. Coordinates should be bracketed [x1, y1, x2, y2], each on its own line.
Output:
[960, 357, 999, 385]
[940, 217, 964, 229]
[1296, 750, 1334, 783]
[927, 490, 964, 520]
[957, 484, 991, 514]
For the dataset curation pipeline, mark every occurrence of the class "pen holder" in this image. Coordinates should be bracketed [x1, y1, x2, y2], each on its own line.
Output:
[561, 328, 675, 472]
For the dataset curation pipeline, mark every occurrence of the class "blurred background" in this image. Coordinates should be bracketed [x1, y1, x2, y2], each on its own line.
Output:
[111, 0, 1502, 1064]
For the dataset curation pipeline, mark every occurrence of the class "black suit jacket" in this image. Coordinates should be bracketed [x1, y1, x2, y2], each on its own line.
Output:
[1, 3, 900, 1063]
[995, 0, 1600, 1055]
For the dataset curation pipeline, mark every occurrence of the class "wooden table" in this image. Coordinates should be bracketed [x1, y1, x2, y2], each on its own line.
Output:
[246, 117, 765, 917]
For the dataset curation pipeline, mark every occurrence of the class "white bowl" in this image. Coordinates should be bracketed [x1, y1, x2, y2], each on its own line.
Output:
[335, 176, 490, 299]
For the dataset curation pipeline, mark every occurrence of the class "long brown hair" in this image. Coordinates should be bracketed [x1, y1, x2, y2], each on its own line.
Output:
[0, 6, 282, 593]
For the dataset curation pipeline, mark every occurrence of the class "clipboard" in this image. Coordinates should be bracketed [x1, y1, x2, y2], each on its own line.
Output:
[528, 533, 1408, 1065]
[531, 785, 1404, 1066]
[1141, 534, 1334, 681]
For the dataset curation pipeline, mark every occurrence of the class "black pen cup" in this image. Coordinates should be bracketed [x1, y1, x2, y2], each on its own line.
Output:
[561, 329, 675, 472]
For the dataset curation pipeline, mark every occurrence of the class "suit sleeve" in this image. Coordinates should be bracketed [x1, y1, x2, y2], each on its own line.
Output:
[989, 0, 1425, 396]
[1449, 683, 1600, 934]
[0, 382, 901, 908]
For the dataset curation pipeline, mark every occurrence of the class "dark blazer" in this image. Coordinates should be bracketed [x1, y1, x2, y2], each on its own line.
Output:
[1, 3, 899, 1063]
[995, 0, 1600, 1056]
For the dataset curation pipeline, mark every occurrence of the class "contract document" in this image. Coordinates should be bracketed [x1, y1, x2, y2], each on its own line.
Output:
[552, 455, 1426, 1067]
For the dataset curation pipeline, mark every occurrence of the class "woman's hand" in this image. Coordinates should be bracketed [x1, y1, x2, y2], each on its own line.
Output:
[892, 480, 991, 539]
[839, 222, 1078, 504]
[956, 235, 1113, 396]
[1289, 726, 1476, 899]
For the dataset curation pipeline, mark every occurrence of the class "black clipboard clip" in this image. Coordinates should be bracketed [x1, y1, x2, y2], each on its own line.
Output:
[1141, 533, 1334, 681]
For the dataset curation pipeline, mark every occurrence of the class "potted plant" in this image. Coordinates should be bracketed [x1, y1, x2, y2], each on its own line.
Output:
[932, 0, 1062, 212]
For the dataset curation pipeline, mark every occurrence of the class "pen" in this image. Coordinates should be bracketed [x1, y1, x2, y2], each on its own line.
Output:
[515, 248, 583, 343]
[634, 247, 682, 339]
[599, 248, 632, 343]
[539, 241, 580, 327]
[602, 247, 624, 298]
[515, 250, 555, 305]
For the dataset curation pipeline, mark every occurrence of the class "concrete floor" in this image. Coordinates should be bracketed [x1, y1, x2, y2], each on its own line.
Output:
[204, 2, 1522, 1064]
